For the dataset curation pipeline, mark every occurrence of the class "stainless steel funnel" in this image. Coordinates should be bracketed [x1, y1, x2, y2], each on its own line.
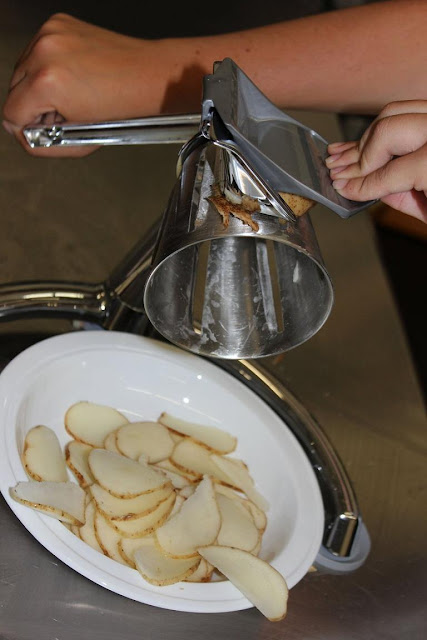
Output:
[144, 141, 333, 358]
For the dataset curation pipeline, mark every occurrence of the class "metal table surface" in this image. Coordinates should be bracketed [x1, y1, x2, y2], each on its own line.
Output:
[0, 33, 426, 637]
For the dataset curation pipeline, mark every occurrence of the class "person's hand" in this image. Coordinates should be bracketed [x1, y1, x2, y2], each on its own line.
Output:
[2, 14, 166, 157]
[326, 101, 427, 222]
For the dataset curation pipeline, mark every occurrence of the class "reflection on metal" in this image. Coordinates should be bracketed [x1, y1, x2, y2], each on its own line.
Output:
[217, 357, 370, 566]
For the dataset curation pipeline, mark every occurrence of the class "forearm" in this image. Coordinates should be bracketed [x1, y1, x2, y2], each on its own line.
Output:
[150, 0, 427, 115]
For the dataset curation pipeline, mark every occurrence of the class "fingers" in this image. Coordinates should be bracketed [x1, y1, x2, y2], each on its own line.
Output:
[332, 143, 427, 201]
[329, 113, 427, 183]
[326, 142, 360, 170]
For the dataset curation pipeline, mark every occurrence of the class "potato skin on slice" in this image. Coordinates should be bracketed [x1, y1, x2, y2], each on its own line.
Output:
[65, 441, 94, 488]
[88, 449, 168, 498]
[65, 402, 129, 447]
[10, 481, 86, 525]
[23, 425, 68, 482]
[198, 546, 288, 622]
[90, 483, 173, 521]
[134, 540, 200, 586]
[158, 412, 237, 454]
[155, 476, 220, 558]
[116, 422, 174, 463]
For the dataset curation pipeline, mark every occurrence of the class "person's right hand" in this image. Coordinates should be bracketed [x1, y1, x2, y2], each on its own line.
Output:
[2, 13, 165, 157]
[326, 101, 427, 222]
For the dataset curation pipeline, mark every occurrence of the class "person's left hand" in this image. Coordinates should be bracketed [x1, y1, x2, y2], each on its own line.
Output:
[326, 100, 427, 222]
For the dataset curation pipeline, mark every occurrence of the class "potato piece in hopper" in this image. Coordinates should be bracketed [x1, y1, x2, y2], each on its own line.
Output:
[88, 449, 168, 498]
[116, 422, 174, 463]
[23, 425, 68, 482]
[278, 192, 314, 217]
[10, 481, 85, 525]
[134, 538, 201, 586]
[65, 401, 129, 447]
[65, 441, 94, 488]
[198, 546, 288, 622]
[158, 412, 236, 454]
[156, 476, 220, 558]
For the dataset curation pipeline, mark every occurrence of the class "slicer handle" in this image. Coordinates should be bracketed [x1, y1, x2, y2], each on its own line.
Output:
[23, 114, 201, 148]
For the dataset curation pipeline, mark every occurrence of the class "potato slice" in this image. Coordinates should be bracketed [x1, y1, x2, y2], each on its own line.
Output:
[118, 535, 155, 568]
[171, 439, 233, 485]
[216, 494, 260, 552]
[104, 430, 120, 453]
[89, 482, 173, 521]
[105, 491, 176, 538]
[211, 455, 268, 511]
[79, 499, 102, 553]
[215, 484, 267, 532]
[158, 412, 236, 454]
[22, 426, 68, 482]
[155, 458, 199, 482]
[198, 546, 288, 621]
[178, 485, 196, 499]
[168, 431, 184, 444]
[65, 401, 129, 447]
[152, 465, 193, 490]
[93, 510, 129, 566]
[88, 449, 168, 498]
[65, 441, 94, 488]
[156, 476, 220, 558]
[183, 558, 214, 583]
[250, 539, 262, 557]
[134, 539, 201, 586]
[116, 422, 175, 463]
[10, 481, 85, 525]
[169, 493, 185, 516]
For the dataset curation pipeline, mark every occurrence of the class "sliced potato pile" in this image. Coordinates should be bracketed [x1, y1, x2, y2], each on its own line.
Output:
[10, 401, 288, 621]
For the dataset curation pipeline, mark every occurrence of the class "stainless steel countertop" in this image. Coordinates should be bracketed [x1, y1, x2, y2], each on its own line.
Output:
[0, 42, 426, 635]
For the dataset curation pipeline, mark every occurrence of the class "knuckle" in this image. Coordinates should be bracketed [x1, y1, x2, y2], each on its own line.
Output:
[31, 32, 66, 59]
[41, 12, 71, 31]
[30, 64, 66, 92]
[378, 101, 402, 118]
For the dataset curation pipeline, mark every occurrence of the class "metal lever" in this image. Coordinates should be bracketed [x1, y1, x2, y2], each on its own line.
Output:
[23, 114, 201, 148]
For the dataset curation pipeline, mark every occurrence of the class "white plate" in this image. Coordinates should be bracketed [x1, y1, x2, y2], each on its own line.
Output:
[0, 331, 323, 614]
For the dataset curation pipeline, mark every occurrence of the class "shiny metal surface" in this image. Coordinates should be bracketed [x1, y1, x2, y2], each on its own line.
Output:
[0, 281, 108, 322]
[215, 358, 366, 561]
[24, 114, 201, 147]
[144, 142, 333, 358]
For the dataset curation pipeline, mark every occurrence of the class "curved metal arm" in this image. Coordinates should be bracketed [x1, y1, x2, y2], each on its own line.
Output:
[0, 282, 108, 324]
[217, 358, 362, 559]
